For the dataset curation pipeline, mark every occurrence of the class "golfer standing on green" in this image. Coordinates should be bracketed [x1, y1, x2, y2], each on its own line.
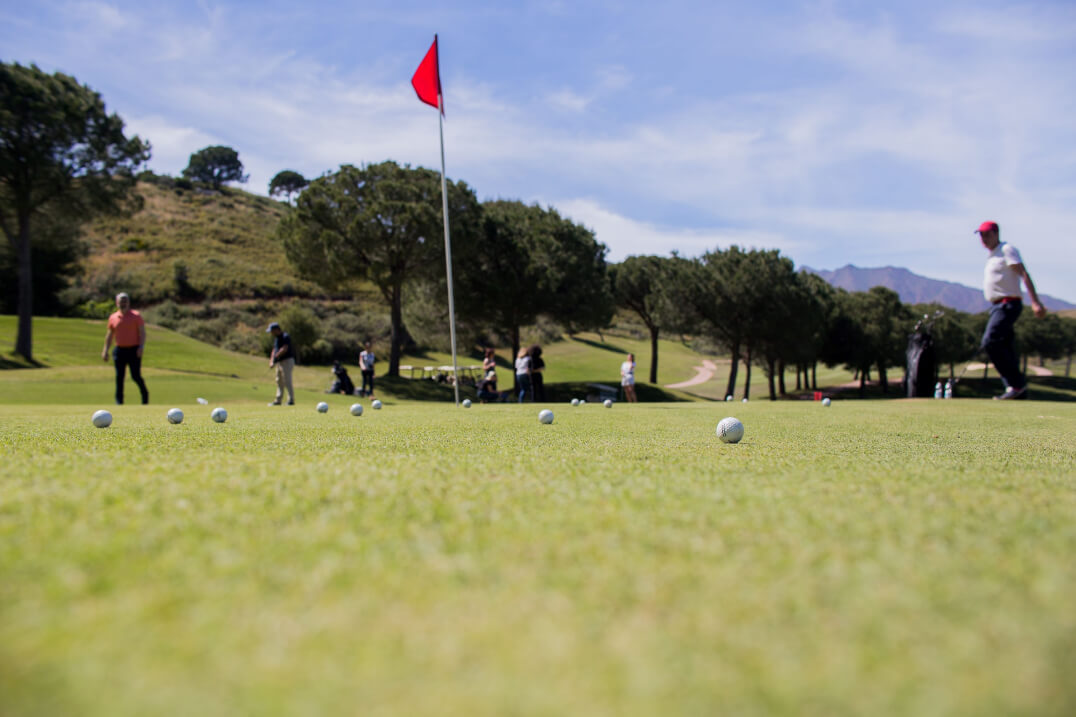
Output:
[267, 322, 295, 406]
[976, 221, 1046, 400]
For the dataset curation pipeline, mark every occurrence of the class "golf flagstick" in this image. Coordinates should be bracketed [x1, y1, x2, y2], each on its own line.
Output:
[413, 34, 460, 406]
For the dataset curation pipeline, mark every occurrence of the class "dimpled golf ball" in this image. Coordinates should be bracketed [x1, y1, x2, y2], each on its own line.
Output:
[211, 407, 227, 423]
[462, 399, 472, 408]
[538, 409, 554, 424]
[316, 402, 329, 413]
[91, 409, 112, 428]
[603, 399, 613, 408]
[166, 408, 184, 424]
[571, 398, 580, 406]
[372, 399, 382, 410]
[717, 416, 745, 444]
[822, 397, 832, 407]
[350, 403, 364, 416]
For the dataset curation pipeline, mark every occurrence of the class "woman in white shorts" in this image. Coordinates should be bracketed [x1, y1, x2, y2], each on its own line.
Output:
[620, 353, 637, 403]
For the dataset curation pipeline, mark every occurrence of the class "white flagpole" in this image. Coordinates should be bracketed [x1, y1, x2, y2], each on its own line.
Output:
[438, 93, 461, 406]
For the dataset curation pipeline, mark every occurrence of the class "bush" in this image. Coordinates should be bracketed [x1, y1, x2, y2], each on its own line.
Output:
[276, 304, 320, 362]
[73, 299, 114, 319]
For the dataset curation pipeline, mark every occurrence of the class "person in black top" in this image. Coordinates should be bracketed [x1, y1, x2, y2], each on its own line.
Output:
[528, 345, 546, 402]
[267, 322, 295, 405]
[326, 360, 356, 395]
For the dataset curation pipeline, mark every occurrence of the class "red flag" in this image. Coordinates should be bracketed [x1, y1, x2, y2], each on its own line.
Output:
[411, 35, 443, 113]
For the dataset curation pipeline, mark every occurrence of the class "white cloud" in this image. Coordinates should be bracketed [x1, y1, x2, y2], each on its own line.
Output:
[6, 1, 1073, 301]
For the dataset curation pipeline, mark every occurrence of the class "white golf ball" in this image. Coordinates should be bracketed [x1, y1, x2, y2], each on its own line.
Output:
[462, 399, 472, 408]
[741, 397, 748, 403]
[372, 399, 382, 410]
[716, 416, 745, 444]
[316, 402, 329, 413]
[571, 398, 580, 406]
[211, 407, 227, 423]
[725, 395, 733, 402]
[603, 399, 613, 408]
[91, 409, 112, 428]
[580, 399, 587, 405]
[822, 397, 831, 407]
[349, 403, 364, 416]
[166, 408, 184, 424]
[538, 409, 554, 424]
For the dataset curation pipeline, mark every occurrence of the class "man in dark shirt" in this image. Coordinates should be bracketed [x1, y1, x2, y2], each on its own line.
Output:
[267, 322, 295, 405]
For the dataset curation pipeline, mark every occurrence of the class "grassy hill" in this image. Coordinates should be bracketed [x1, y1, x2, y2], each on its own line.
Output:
[73, 177, 320, 305]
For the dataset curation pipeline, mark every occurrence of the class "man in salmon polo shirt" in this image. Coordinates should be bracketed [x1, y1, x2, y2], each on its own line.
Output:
[101, 292, 149, 405]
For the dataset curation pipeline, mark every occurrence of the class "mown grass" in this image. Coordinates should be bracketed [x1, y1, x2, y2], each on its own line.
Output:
[1, 399, 1074, 716]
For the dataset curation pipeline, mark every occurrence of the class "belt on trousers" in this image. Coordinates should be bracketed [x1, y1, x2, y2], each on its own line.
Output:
[992, 296, 1021, 305]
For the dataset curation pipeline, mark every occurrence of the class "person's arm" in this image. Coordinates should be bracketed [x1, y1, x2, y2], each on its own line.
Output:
[1013, 264, 1046, 318]
[137, 322, 146, 358]
[102, 325, 114, 361]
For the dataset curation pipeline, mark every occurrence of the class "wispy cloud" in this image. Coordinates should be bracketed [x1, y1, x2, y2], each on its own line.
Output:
[3, 0, 1073, 300]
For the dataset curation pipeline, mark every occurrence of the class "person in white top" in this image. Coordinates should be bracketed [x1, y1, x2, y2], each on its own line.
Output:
[359, 342, 376, 397]
[620, 353, 637, 403]
[975, 221, 1046, 400]
[514, 348, 531, 403]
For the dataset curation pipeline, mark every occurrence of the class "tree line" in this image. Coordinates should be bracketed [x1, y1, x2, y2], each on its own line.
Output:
[4, 60, 1075, 393]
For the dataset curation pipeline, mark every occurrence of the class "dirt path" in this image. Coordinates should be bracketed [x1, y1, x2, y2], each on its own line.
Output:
[665, 359, 718, 389]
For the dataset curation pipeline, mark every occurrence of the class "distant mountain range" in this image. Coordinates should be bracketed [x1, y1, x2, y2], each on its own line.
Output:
[802, 265, 1075, 313]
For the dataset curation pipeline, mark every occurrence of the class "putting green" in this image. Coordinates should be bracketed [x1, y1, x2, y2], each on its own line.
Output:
[2, 400, 1074, 715]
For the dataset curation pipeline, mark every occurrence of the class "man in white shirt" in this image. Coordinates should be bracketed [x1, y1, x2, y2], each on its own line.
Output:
[976, 221, 1046, 400]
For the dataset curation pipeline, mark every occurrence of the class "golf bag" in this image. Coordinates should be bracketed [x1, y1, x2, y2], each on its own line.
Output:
[905, 313, 939, 398]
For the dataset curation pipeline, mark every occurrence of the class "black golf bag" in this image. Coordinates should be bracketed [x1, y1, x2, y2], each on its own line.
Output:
[905, 313, 939, 398]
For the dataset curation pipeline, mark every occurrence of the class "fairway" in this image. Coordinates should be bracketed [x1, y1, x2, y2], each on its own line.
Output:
[2, 399, 1075, 716]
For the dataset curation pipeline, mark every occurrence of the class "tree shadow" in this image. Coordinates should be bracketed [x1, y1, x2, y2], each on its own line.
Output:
[568, 336, 629, 355]
[0, 354, 45, 370]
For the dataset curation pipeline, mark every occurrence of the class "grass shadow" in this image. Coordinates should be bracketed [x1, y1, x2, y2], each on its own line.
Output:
[0, 353, 45, 370]
[568, 336, 629, 355]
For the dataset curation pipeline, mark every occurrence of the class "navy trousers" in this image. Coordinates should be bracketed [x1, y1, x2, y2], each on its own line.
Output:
[981, 300, 1025, 390]
[114, 345, 149, 404]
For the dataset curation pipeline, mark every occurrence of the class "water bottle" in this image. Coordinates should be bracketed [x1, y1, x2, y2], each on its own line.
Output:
[934, 382, 942, 399]
[944, 380, 953, 399]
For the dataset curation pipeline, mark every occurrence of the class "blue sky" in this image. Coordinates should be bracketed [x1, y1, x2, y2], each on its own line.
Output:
[3, 0, 1075, 300]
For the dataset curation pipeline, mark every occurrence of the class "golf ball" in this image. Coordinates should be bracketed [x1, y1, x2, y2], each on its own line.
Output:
[166, 408, 184, 424]
[571, 398, 580, 406]
[91, 409, 112, 428]
[716, 416, 745, 444]
[316, 402, 329, 413]
[742, 398, 748, 403]
[580, 399, 587, 405]
[822, 397, 831, 407]
[603, 399, 613, 408]
[462, 399, 472, 408]
[372, 399, 382, 410]
[349, 403, 364, 416]
[211, 407, 227, 423]
[538, 409, 554, 424]
[725, 395, 733, 402]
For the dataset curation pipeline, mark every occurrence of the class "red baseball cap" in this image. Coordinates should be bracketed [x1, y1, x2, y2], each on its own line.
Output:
[976, 221, 998, 234]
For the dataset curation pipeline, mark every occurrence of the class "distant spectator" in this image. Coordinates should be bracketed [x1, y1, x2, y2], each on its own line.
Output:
[529, 345, 546, 402]
[358, 341, 376, 397]
[621, 352, 637, 403]
[101, 292, 149, 405]
[477, 369, 498, 403]
[515, 347, 532, 403]
[326, 360, 355, 395]
[482, 348, 497, 379]
[267, 322, 295, 406]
